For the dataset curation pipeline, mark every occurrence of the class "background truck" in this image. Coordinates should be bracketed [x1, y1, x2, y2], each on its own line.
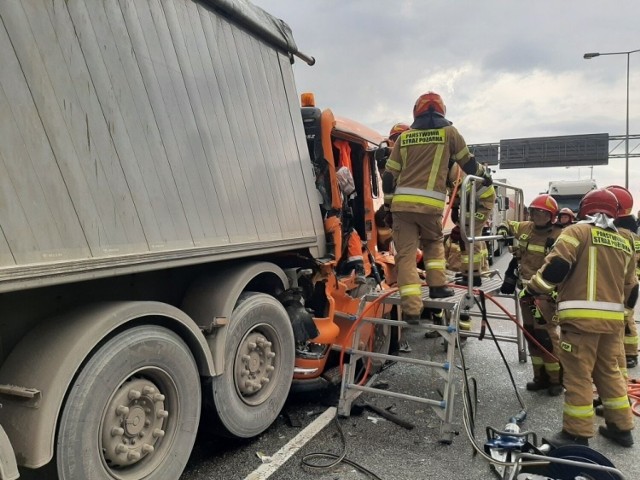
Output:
[546, 179, 597, 213]
[0, 1, 392, 478]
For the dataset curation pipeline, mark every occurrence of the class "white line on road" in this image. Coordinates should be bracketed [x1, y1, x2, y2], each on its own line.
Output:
[244, 407, 337, 480]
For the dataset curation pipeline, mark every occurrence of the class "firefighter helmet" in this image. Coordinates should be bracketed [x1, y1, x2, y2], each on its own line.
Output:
[605, 185, 634, 216]
[413, 92, 446, 118]
[389, 123, 410, 142]
[529, 194, 559, 218]
[557, 207, 576, 221]
[578, 188, 620, 219]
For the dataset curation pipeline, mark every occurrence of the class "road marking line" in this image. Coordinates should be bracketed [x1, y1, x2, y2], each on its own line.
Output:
[244, 407, 336, 480]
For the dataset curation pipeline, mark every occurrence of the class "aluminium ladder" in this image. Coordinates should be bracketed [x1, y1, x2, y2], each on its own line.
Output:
[338, 276, 504, 444]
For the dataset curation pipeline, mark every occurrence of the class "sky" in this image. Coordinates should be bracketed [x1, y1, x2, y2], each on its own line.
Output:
[252, 0, 640, 211]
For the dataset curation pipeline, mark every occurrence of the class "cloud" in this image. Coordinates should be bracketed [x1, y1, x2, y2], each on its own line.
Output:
[253, 0, 640, 210]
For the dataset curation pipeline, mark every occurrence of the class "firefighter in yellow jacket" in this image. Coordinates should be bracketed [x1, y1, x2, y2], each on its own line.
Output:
[606, 185, 639, 371]
[498, 195, 563, 396]
[382, 92, 491, 322]
[525, 188, 638, 448]
[448, 161, 496, 286]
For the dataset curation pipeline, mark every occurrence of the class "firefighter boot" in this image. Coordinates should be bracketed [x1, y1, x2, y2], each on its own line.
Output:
[429, 286, 455, 298]
[599, 423, 634, 448]
[547, 383, 564, 397]
[550, 430, 589, 448]
[458, 312, 472, 331]
[526, 366, 549, 391]
[402, 313, 421, 325]
[455, 275, 482, 287]
[626, 356, 638, 369]
[424, 309, 443, 339]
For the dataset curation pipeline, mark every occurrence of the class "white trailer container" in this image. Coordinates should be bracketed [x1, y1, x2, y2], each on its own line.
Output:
[0, 1, 346, 478]
[547, 179, 597, 213]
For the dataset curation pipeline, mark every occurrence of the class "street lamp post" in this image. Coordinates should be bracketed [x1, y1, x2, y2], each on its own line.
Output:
[584, 49, 640, 189]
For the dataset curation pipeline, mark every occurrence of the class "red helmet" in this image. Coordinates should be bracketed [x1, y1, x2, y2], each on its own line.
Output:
[578, 188, 620, 219]
[413, 92, 446, 118]
[605, 185, 633, 216]
[529, 194, 559, 218]
[389, 123, 410, 141]
[558, 207, 576, 220]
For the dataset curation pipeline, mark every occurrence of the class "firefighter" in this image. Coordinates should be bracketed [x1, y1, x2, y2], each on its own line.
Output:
[524, 188, 637, 448]
[606, 185, 639, 370]
[448, 160, 496, 286]
[382, 92, 491, 322]
[498, 195, 563, 396]
[389, 122, 410, 145]
[556, 207, 576, 227]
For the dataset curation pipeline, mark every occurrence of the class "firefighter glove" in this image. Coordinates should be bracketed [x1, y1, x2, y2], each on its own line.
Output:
[518, 287, 535, 304]
[481, 169, 493, 187]
[497, 225, 509, 238]
[450, 225, 461, 243]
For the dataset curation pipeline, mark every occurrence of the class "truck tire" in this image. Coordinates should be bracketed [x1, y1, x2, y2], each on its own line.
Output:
[211, 292, 295, 438]
[56, 326, 200, 480]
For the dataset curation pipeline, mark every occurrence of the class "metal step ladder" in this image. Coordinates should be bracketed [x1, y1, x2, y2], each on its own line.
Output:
[337, 277, 504, 444]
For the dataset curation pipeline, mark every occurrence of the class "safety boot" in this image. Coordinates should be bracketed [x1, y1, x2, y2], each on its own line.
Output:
[458, 312, 472, 331]
[402, 313, 421, 325]
[547, 383, 564, 397]
[423, 309, 443, 338]
[429, 286, 455, 298]
[626, 356, 638, 369]
[455, 275, 481, 287]
[599, 423, 634, 448]
[550, 430, 589, 447]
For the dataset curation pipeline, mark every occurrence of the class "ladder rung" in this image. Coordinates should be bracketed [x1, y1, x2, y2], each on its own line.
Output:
[344, 384, 446, 408]
[346, 349, 449, 370]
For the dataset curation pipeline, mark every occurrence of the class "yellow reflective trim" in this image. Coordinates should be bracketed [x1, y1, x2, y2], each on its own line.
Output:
[563, 403, 594, 418]
[557, 309, 624, 321]
[426, 144, 445, 191]
[532, 273, 554, 292]
[557, 234, 580, 248]
[634, 240, 640, 252]
[425, 260, 446, 270]
[399, 284, 422, 297]
[587, 246, 596, 301]
[392, 194, 445, 209]
[531, 356, 544, 365]
[385, 159, 401, 171]
[452, 145, 470, 161]
[623, 335, 639, 345]
[602, 396, 631, 410]
[479, 186, 495, 199]
[544, 362, 561, 372]
[527, 244, 545, 253]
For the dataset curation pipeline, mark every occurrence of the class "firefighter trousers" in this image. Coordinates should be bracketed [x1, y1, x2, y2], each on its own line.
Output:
[520, 295, 561, 384]
[460, 211, 488, 275]
[623, 311, 638, 357]
[392, 211, 446, 316]
[559, 326, 634, 438]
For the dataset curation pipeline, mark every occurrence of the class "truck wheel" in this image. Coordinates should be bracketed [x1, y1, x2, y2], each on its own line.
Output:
[211, 292, 295, 438]
[56, 326, 200, 480]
